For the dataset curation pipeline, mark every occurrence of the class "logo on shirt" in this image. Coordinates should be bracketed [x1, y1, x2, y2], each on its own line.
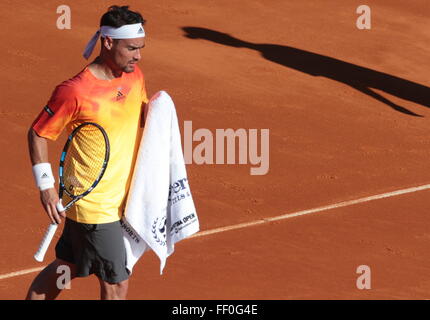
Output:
[116, 87, 125, 101]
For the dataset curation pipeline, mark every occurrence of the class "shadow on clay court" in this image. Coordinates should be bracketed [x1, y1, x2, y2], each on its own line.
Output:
[182, 27, 430, 117]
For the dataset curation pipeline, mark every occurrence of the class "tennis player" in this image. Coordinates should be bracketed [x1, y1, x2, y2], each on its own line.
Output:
[26, 5, 148, 300]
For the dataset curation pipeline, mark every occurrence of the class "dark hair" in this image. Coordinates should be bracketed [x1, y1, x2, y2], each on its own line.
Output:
[100, 5, 145, 27]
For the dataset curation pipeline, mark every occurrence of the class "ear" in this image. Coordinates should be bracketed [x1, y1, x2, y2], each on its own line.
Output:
[102, 36, 114, 50]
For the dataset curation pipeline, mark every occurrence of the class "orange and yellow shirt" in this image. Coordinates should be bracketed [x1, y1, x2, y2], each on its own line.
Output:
[32, 65, 148, 224]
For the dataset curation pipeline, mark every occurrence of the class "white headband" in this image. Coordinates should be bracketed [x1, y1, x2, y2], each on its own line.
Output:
[83, 23, 145, 59]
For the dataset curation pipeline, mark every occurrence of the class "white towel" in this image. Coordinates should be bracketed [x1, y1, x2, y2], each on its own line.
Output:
[121, 90, 200, 275]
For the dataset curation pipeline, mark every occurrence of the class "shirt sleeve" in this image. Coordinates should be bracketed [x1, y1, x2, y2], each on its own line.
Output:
[32, 83, 79, 141]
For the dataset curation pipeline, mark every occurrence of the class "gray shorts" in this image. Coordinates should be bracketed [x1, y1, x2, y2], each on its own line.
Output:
[55, 218, 129, 284]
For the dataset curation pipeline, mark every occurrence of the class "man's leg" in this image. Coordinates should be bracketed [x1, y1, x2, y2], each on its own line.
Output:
[98, 277, 129, 300]
[92, 219, 129, 300]
[26, 258, 76, 300]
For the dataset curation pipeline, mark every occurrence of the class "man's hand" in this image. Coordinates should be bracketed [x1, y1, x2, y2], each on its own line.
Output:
[39, 188, 65, 224]
[28, 129, 65, 224]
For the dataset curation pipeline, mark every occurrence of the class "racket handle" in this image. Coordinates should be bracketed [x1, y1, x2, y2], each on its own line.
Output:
[34, 223, 59, 262]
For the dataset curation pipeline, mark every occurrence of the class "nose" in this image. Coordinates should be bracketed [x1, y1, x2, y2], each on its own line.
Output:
[133, 49, 141, 61]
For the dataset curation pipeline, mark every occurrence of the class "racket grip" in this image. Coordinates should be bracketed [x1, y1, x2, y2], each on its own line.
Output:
[34, 223, 59, 262]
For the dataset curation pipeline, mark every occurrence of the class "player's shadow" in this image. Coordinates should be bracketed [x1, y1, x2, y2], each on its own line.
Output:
[182, 27, 430, 117]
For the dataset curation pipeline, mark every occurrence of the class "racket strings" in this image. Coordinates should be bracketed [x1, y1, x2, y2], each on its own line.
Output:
[63, 125, 107, 196]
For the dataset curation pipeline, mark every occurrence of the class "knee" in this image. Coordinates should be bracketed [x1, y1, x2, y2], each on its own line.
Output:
[100, 279, 129, 300]
[115, 279, 129, 294]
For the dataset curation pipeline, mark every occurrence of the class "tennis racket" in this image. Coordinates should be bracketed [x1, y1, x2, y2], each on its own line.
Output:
[34, 122, 110, 262]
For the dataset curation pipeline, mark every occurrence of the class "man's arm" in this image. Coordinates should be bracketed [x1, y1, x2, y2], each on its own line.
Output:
[28, 128, 65, 224]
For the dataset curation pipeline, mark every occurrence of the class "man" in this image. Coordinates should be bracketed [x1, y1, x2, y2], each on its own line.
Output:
[26, 5, 148, 300]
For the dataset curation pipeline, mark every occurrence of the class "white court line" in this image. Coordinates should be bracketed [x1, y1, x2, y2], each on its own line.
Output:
[2, 183, 430, 281]
[190, 183, 430, 237]
[0, 267, 45, 280]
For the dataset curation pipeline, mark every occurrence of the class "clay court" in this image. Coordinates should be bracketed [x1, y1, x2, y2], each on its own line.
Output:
[1, 0, 430, 299]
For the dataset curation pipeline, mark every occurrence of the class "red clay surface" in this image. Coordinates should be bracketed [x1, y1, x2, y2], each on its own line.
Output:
[1, 0, 430, 299]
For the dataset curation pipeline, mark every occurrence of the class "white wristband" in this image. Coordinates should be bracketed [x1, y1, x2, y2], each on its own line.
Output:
[32, 163, 55, 191]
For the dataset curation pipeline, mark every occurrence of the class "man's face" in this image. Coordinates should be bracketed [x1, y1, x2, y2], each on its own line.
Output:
[109, 37, 145, 73]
